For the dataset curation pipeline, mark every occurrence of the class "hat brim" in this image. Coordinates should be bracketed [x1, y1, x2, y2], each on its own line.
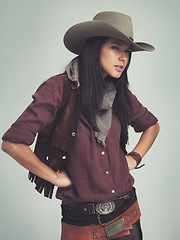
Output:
[64, 20, 155, 55]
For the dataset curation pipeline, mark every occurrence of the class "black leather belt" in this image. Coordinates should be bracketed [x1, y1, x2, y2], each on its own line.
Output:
[62, 187, 136, 216]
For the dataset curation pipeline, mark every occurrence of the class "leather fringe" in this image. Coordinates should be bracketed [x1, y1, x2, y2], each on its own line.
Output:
[28, 171, 54, 199]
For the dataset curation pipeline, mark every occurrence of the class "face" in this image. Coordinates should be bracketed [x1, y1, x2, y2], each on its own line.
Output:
[100, 38, 131, 78]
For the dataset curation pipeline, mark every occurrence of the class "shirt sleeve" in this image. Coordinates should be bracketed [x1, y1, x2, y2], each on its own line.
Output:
[2, 75, 64, 145]
[129, 90, 158, 132]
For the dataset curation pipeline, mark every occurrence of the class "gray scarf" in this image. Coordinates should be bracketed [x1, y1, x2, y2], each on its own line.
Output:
[65, 58, 117, 146]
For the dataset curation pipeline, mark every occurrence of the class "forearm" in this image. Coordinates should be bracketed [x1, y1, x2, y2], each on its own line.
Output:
[126, 122, 160, 170]
[1, 141, 58, 184]
[1, 141, 72, 187]
[132, 122, 160, 157]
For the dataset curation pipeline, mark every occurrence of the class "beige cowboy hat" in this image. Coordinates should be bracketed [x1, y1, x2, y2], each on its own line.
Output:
[64, 11, 155, 55]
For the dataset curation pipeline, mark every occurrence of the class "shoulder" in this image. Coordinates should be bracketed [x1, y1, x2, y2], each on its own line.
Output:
[128, 89, 137, 100]
[127, 89, 140, 107]
[35, 74, 66, 94]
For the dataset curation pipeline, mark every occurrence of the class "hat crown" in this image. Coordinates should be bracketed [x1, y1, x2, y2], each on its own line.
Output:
[93, 11, 134, 40]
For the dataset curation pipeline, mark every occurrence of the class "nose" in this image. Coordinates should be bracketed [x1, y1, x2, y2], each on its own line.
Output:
[118, 51, 128, 61]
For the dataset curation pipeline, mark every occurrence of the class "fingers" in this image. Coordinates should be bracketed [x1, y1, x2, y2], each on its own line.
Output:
[55, 171, 73, 188]
[125, 155, 137, 170]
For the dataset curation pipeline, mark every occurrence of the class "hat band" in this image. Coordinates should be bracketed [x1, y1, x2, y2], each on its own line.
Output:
[128, 36, 134, 42]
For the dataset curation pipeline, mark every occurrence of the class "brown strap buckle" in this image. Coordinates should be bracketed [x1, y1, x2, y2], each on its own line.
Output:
[104, 217, 126, 238]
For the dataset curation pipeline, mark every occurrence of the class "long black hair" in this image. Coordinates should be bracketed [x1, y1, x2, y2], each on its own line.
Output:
[78, 37, 132, 154]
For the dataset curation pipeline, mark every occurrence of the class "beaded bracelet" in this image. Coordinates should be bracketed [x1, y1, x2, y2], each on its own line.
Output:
[127, 151, 145, 169]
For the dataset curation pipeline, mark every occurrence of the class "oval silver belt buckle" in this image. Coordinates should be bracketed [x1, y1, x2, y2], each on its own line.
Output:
[95, 201, 115, 215]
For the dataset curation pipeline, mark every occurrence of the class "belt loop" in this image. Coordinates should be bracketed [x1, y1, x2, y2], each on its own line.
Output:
[82, 203, 96, 215]
[91, 203, 96, 215]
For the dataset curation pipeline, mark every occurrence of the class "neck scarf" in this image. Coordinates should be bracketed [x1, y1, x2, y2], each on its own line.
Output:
[65, 58, 117, 146]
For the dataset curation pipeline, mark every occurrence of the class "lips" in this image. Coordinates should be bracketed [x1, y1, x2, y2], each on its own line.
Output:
[115, 65, 124, 72]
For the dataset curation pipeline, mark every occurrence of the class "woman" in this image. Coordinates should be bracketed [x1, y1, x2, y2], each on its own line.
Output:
[1, 11, 159, 240]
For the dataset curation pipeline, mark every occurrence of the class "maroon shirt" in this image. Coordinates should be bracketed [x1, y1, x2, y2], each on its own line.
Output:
[2, 75, 158, 202]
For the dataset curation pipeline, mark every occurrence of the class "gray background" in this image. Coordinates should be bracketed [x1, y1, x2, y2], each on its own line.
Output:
[0, 0, 179, 239]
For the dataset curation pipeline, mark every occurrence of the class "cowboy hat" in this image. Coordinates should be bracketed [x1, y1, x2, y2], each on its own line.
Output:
[64, 11, 155, 55]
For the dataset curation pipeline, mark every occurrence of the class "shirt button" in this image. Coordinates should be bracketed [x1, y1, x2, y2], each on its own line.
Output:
[72, 132, 76, 137]
[101, 151, 105, 155]
[62, 155, 66, 160]
[111, 189, 115, 194]
[105, 171, 109, 175]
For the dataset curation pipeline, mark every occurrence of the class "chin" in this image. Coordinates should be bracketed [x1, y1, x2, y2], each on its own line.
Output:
[109, 73, 122, 79]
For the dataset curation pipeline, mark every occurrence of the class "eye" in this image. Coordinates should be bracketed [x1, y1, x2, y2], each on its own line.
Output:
[111, 45, 119, 50]
[125, 50, 131, 55]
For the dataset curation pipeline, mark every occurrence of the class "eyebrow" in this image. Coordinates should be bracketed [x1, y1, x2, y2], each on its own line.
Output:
[111, 42, 132, 50]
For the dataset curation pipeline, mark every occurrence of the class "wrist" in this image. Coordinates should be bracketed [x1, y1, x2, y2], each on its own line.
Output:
[127, 151, 145, 169]
[47, 171, 58, 185]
